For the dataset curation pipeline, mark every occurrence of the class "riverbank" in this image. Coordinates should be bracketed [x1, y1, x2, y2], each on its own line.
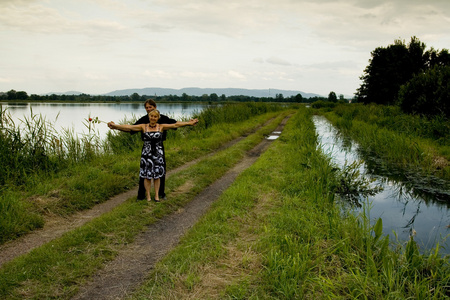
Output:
[318, 103, 449, 181]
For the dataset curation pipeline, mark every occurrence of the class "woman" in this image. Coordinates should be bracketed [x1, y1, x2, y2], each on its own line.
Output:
[108, 110, 198, 202]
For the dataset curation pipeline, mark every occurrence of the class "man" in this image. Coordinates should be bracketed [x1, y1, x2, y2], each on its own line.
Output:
[132, 99, 176, 200]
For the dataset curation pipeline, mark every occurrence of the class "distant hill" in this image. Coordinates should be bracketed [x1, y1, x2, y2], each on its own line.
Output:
[103, 87, 322, 98]
[44, 91, 84, 96]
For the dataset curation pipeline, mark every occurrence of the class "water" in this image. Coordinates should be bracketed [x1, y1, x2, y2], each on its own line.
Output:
[2, 102, 208, 139]
[313, 115, 450, 254]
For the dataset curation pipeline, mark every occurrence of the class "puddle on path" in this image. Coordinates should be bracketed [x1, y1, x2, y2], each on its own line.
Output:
[313, 115, 450, 254]
[266, 130, 281, 140]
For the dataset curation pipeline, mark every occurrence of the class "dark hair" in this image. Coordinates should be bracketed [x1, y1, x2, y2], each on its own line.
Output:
[144, 99, 157, 107]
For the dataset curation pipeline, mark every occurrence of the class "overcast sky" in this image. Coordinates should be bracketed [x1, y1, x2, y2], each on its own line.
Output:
[1, 0, 449, 97]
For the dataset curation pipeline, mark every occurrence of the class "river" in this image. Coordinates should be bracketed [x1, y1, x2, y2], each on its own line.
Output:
[313, 115, 450, 255]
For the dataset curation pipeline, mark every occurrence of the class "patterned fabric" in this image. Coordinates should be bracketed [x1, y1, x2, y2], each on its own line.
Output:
[139, 127, 165, 179]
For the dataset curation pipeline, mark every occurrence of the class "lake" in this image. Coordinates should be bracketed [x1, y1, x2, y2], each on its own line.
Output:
[1, 102, 209, 138]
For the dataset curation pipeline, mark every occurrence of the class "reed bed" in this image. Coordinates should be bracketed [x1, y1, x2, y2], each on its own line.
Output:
[317, 103, 450, 180]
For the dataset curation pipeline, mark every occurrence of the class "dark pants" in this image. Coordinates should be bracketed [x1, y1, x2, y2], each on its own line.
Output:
[137, 145, 167, 200]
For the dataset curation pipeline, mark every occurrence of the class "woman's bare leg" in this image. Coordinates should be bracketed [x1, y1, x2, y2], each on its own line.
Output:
[154, 178, 160, 201]
[144, 178, 152, 201]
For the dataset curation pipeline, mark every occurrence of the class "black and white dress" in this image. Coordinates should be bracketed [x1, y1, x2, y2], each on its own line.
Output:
[139, 124, 165, 180]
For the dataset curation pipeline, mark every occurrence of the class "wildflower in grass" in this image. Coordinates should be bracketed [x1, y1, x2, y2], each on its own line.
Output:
[87, 116, 106, 124]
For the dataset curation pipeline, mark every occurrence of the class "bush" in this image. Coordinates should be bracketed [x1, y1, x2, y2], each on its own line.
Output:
[311, 100, 336, 109]
[398, 65, 450, 118]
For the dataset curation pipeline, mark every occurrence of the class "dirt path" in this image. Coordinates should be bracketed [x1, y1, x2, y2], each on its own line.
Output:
[71, 118, 288, 300]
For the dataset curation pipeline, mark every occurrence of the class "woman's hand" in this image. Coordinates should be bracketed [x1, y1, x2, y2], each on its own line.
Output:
[107, 121, 116, 129]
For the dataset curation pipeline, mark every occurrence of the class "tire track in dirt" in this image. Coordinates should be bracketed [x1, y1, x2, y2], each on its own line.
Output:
[71, 116, 290, 300]
[0, 118, 274, 268]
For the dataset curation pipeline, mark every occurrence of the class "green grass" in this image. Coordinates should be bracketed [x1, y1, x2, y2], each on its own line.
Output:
[130, 106, 449, 299]
[2, 103, 448, 299]
[0, 109, 291, 299]
[0, 103, 291, 244]
[316, 103, 450, 181]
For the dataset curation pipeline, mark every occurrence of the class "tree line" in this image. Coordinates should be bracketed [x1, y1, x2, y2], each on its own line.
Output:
[356, 36, 450, 118]
[0, 89, 339, 104]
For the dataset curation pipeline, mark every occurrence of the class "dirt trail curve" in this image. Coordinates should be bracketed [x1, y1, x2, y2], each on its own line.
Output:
[1, 115, 290, 300]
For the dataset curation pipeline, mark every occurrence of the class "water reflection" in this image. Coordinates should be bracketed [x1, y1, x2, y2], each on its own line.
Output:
[313, 115, 450, 254]
[2, 102, 210, 140]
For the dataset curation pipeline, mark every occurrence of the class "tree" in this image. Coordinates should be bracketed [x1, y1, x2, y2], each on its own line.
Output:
[276, 93, 284, 101]
[356, 37, 427, 105]
[328, 91, 337, 102]
[209, 93, 219, 101]
[397, 65, 450, 118]
[201, 94, 209, 102]
[426, 48, 450, 68]
[7, 89, 17, 100]
[181, 93, 190, 101]
[294, 93, 303, 103]
[131, 93, 140, 101]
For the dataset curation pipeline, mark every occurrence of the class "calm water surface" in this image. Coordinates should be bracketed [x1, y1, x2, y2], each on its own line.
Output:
[313, 115, 450, 255]
[2, 102, 208, 138]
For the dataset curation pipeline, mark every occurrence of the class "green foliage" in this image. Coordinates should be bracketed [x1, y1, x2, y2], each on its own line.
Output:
[0, 190, 44, 243]
[311, 100, 336, 109]
[0, 108, 286, 299]
[334, 160, 383, 206]
[320, 103, 450, 181]
[331, 103, 449, 145]
[356, 36, 450, 118]
[0, 103, 287, 246]
[328, 91, 337, 102]
[356, 37, 427, 105]
[398, 65, 450, 118]
[0, 106, 62, 186]
[132, 107, 450, 299]
[192, 102, 285, 130]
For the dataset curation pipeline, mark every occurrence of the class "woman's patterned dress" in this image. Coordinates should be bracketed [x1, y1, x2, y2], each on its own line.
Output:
[139, 126, 165, 180]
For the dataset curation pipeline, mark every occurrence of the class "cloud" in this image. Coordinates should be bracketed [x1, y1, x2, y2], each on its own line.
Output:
[1, 0, 449, 96]
[144, 70, 174, 79]
[266, 57, 292, 66]
[0, 76, 11, 83]
[227, 70, 246, 80]
[0, 1, 132, 42]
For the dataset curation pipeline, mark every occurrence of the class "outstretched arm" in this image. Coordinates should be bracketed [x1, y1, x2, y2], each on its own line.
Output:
[160, 119, 198, 131]
[108, 122, 145, 132]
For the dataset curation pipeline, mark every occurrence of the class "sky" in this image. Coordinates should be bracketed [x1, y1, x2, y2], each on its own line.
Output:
[1, 0, 449, 97]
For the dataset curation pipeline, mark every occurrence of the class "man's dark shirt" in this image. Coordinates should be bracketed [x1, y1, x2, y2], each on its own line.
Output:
[132, 114, 176, 141]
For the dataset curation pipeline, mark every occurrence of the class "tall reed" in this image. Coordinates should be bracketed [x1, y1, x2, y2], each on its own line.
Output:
[319, 103, 449, 179]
